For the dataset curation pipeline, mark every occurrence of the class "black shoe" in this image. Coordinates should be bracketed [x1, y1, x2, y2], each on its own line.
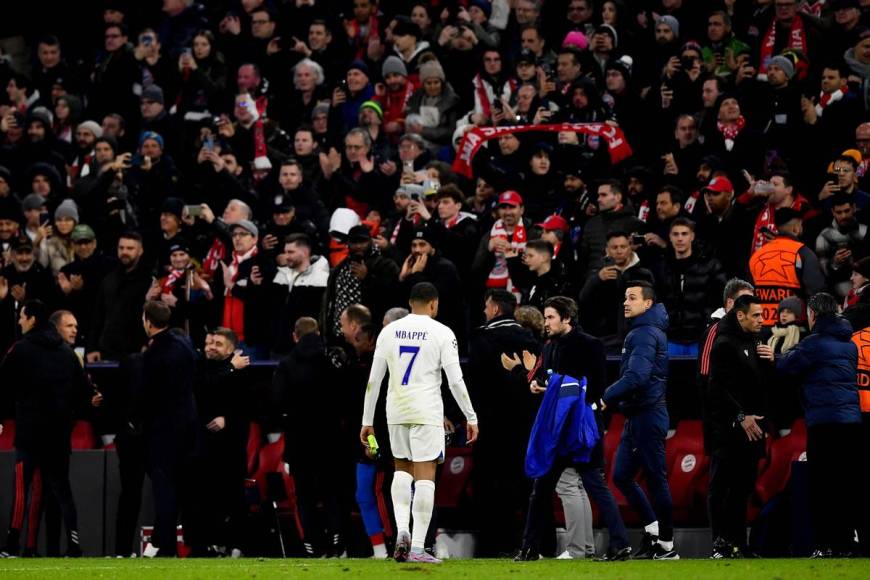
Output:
[64, 544, 82, 558]
[598, 546, 632, 561]
[810, 549, 833, 559]
[711, 537, 732, 560]
[633, 533, 658, 559]
[21, 548, 40, 558]
[327, 533, 346, 558]
[513, 546, 540, 561]
[651, 543, 680, 560]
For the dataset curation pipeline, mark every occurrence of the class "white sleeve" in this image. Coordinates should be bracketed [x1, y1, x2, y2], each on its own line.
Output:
[444, 361, 478, 425]
[362, 355, 387, 426]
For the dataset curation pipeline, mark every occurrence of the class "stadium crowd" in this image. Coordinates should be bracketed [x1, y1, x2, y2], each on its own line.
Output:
[0, 0, 870, 562]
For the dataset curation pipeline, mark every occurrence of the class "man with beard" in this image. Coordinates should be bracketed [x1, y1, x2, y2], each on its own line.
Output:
[0, 197, 23, 268]
[57, 225, 113, 348]
[267, 233, 329, 354]
[472, 191, 530, 305]
[705, 295, 772, 558]
[378, 57, 416, 143]
[68, 121, 103, 185]
[187, 328, 250, 557]
[0, 237, 56, 354]
[816, 194, 867, 299]
[87, 232, 152, 362]
[506, 296, 630, 561]
[322, 225, 399, 344]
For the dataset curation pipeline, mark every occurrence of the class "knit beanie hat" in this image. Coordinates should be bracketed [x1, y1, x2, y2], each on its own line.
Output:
[77, 120, 103, 139]
[359, 100, 383, 119]
[382, 55, 408, 78]
[471, 0, 492, 19]
[419, 60, 446, 83]
[139, 130, 165, 150]
[54, 199, 79, 223]
[769, 55, 795, 79]
[160, 197, 185, 220]
[348, 59, 370, 77]
[656, 15, 680, 37]
[777, 296, 803, 316]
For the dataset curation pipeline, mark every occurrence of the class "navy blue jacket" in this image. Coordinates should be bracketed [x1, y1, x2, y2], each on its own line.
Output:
[777, 314, 861, 427]
[603, 303, 669, 415]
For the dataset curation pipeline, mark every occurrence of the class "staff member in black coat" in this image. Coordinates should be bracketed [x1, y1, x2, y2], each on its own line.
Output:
[468, 289, 540, 557]
[187, 327, 250, 557]
[0, 300, 90, 558]
[139, 301, 198, 558]
[705, 295, 772, 559]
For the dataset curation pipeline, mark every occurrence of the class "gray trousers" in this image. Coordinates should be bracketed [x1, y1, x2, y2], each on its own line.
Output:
[556, 467, 595, 558]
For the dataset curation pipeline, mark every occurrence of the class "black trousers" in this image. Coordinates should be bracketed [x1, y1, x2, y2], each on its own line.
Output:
[472, 449, 530, 557]
[707, 440, 764, 547]
[807, 422, 861, 553]
[292, 452, 349, 551]
[114, 434, 146, 556]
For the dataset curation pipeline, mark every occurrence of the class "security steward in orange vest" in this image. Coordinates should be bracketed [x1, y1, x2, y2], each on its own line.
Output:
[846, 304, 870, 556]
[748, 208, 825, 327]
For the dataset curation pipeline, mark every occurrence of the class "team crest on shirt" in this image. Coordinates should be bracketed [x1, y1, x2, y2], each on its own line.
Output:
[452, 338, 458, 351]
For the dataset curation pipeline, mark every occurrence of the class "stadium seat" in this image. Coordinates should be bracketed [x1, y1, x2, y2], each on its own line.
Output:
[248, 434, 303, 539]
[70, 420, 97, 450]
[247, 421, 263, 476]
[436, 447, 473, 509]
[755, 419, 807, 507]
[666, 420, 709, 526]
[0, 420, 14, 450]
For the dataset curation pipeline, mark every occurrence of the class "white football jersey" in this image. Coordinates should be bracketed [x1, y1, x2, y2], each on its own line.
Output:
[373, 313, 460, 426]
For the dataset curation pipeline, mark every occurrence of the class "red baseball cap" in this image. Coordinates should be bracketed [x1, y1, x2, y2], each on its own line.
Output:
[497, 191, 524, 207]
[701, 176, 734, 194]
[535, 214, 569, 232]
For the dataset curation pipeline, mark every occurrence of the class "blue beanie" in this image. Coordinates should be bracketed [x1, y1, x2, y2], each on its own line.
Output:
[139, 130, 164, 150]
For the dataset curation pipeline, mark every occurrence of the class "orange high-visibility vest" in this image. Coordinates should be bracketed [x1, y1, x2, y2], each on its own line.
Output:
[749, 236, 804, 326]
[851, 329, 870, 413]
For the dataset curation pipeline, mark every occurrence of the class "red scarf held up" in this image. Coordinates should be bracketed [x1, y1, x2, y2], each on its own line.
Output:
[222, 247, 258, 341]
[202, 239, 226, 278]
[759, 15, 807, 76]
[161, 268, 185, 295]
[717, 116, 746, 151]
[452, 123, 633, 178]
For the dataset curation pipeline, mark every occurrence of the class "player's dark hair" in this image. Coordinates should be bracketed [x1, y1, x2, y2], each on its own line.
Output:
[294, 317, 318, 338]
[723, 278, 754, 304]
[21, 300, 48, 327]
[626, 280, 656, 301]
[807, 292, 838, 318]
[525, 239, 554, 257]
[732, 294, 762, 315]
[285, 233, 311, 249]
[143, 300, 171, 328]
[484, 288, 517, 318]
[49, 309, 74, 328]
[669, 216, 695, 232]
[543, 295, 578, 323]
[211, 326, 238, 347]
[409, 282, 439, 304]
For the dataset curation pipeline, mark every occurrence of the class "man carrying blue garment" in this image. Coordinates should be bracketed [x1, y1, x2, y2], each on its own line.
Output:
[506, 296, 630, 561]
[603, 281, 678, 560]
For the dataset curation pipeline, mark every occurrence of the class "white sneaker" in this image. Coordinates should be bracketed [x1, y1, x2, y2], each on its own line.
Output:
[435, 545, 450, 560]
[556, 550, 573, 560]
[142, 543, 160, 558]
[230, 548, 243, 559]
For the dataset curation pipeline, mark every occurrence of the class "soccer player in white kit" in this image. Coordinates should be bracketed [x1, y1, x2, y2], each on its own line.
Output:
[360, 282, 479, 564]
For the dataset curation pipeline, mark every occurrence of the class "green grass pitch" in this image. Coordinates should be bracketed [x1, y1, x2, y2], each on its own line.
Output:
[1, 558, 869, 579]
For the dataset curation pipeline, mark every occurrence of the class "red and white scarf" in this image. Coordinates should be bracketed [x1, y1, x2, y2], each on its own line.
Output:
[815, 88, 846, 118]
[160, 268, 186, 295]
[751, 196, 811, 253]
[759, 14, 807, 76]
[221, 246, 258, 341]
[717, 116, 746, 152]
[486, 220, 527, 300]
[472, 74, 517, 119]
[202, 238, 226, 278]
[453, 123, 633, 178]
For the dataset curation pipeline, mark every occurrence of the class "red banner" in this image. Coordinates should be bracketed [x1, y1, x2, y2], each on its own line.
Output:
[451, 122, 633, 178]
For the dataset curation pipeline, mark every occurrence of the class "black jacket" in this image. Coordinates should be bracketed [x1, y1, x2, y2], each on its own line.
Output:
[89, 262, 153, 360]
[194, 355, 249, 459]
[579, 260, 656, 349]
[580, 208, 645, 277]
[506, 257, 572, 311]
[0, 325, 89, 452]
[656, 250, 727, 344]
[400, 253, 465, 350]
[467, 316, 541, 461]
[705, 311, 771, 455]
[140, 329, 198, 465]
[0, 263, 58, 355]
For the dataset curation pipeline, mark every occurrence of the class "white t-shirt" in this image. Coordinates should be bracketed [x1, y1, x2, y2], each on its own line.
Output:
[367, 313, 472, 427]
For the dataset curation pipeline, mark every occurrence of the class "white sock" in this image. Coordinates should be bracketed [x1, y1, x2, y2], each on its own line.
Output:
[658, 540, 674, 551]
[410, 480, 435, 552]
[391, 470, 414, 536]
[644, 521, 659, 537]
[372, 543, 388, 558]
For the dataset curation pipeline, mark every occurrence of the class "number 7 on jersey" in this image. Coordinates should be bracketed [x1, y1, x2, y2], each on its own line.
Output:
[398, 345, 420, 386]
